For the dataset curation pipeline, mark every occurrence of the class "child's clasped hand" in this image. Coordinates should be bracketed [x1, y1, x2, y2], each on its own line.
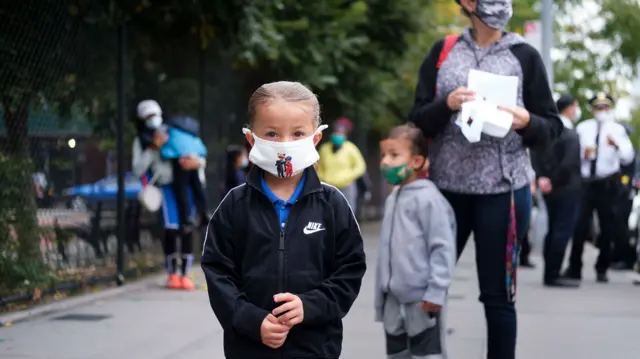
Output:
[272, 292, 305, 326]
[260, 314, 290, 349]
[260, 293, 305, 349]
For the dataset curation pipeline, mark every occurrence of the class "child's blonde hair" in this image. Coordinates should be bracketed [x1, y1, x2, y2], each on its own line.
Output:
[248, 81, 321, 127]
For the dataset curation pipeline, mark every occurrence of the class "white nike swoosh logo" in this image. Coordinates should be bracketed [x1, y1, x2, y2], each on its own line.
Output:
[303, 227, 325, 235]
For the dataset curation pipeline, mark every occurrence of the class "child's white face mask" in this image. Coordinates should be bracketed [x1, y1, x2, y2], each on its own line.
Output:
[242, 125, 328, 178]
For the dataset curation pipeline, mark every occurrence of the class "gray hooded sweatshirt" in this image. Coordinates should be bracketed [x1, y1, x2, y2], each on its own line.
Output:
[409, 28, 563, 194]
[374, 179, 457, 321]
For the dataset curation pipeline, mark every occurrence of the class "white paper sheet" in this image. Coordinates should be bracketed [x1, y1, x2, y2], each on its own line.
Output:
[467, 69, 519, 107]
[456, 70, 520, 143]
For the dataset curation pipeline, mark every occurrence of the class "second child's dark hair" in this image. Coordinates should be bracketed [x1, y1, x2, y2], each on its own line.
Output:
[387, 123, 428, 157]
[225, 145, 245, 190]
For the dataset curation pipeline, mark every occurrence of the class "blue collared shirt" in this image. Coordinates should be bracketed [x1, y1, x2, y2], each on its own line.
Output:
[260, 173, 306, 230]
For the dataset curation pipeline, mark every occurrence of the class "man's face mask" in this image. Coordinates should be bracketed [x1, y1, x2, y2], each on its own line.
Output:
[474, 0, 513, 30]
[574, 107, 582, 122]
[595, 109, 614, 122]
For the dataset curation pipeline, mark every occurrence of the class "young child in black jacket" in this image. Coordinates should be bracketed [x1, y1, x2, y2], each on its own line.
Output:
[201, 81, 367, 359]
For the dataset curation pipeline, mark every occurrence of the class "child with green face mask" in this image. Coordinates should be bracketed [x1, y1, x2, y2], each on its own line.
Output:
[375, 124, 457, 359]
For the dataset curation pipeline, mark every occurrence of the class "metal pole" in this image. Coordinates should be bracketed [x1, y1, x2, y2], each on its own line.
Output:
[198, 47, 206, 133]
[541, 0, 554, 87]
[198, 47, 214, 206]
[115, 21, 126, 286]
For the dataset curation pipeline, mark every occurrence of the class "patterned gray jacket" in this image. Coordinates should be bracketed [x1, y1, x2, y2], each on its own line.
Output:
[409, 28, 563, 195]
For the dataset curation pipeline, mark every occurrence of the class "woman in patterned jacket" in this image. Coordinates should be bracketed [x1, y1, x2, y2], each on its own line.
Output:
[409, 1, 562, 358]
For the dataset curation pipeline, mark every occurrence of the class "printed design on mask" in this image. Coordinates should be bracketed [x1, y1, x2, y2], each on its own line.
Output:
[275, 153, 293, 178]
[276, 153, 286, 177]
[285, 156, 293, 177]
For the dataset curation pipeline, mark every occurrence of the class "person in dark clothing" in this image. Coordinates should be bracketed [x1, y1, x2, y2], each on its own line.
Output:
[611, 124, 637, 270]
[408, 1, 562, 358]
[564, 92, 635, 283]
[202, 81, 366, 359]
[224, 145, 249, 195]
[519, 179, 537, 268]
[531, 94, 582, 287]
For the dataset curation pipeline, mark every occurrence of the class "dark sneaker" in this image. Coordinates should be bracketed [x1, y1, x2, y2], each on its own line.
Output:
[544, 278, 580, 288]
[596, 272, 609, 283]
[611, 261, 634, 271]
[520, 259, 535, 269]
[561, 268, 582, 281]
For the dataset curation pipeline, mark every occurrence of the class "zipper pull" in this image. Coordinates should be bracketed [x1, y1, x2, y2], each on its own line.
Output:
[279, 224, 285, 250]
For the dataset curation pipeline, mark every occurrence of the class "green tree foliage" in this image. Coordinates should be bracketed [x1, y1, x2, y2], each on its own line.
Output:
[555, 0, 640, 121]
[0, 1, 82, 293]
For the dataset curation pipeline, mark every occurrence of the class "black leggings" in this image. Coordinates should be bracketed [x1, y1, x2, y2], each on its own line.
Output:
[171, 159, 208, 229]
[163, 229, 195, 275]
[441, 186, 531, 359]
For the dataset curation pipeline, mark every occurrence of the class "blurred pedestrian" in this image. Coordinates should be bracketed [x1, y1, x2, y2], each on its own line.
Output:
[564, 92, 635, 283]
[132, 99, 205, 291]
[409, 0, 562, 357]
[375, 124, 456, 359]
[201, 81, 366, 358]
[223, 144, 249, 195]
[317, 117, 367, 212]
[531, 94, 582, 288]
[160, 114, 209, 234]
[355, 172, 373, 218]
[518, 188, 535, 268]
[611, 123, 637, 270]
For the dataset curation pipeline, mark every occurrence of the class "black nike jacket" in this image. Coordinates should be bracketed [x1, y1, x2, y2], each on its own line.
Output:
[201, 166, 367, 359]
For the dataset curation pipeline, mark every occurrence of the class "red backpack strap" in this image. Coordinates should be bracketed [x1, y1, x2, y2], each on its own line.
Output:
[436, 34, 459, 69]
[425, 35, 459, 153]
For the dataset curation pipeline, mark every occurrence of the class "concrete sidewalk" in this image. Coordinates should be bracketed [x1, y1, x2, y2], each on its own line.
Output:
[1, 224, 639, 358]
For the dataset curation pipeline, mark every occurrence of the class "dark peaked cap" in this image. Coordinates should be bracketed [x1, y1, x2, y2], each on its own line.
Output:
[589, 92, 614, 108]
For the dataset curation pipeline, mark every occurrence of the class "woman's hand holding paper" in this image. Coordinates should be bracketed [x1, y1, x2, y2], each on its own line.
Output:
[447, 87, 475, 111]
[498, 105, 530, 130]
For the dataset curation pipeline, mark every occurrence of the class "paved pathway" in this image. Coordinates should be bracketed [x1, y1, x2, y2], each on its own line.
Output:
[1, 222, 639, 358]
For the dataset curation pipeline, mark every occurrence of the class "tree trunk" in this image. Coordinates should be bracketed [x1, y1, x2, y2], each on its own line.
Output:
[1, 96, 40, 260]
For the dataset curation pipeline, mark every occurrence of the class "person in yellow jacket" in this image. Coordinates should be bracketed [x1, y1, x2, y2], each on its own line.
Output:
[317, 117, 367, 212]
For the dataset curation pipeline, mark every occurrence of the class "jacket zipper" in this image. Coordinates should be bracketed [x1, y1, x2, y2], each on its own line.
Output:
[386, 187, 402, 292]
[275, 189, 323, 292]
[274, 188, 321, 358]
[278, 223, 286, 293]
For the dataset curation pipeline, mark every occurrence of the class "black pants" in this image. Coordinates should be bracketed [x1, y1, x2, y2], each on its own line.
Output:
[569, 176, 620, 276]
[519, 232, 532, 263]
[612, 185, 635, 265]
[442, 186, 531, 359]
[163, 229, 194, 275]
[171, 159, 208, 229]
[543, 191, 581, 283]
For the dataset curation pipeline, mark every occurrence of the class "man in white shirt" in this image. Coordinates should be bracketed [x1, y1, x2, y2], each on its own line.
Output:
[563, 92, 635, 283]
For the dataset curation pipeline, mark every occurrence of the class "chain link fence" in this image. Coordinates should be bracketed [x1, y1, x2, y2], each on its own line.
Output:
[0, 1, 386, 309]
[0, 0, 221, 308]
